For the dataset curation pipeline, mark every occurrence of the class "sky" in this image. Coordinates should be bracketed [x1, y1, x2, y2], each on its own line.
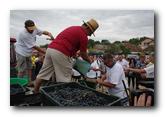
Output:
[10, 10, 154, 45]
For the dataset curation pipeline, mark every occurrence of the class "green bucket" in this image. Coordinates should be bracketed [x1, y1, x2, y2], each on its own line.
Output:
[10, 77, 28, 86]
[73, 59, 91, 76]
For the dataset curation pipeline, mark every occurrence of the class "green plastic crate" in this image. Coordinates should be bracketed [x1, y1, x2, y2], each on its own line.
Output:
[10, 77, 28, 86]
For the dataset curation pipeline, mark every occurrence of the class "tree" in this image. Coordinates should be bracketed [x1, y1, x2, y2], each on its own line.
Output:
[88, 39, 95, 48]
[101, 39, 110, 45]
[129, 38, 140, 45]
[139, 37, 147, 42]
[105, 44, 122, 54]
[120, 44, 131, 55]
[113, 41, 121, 45]
[94, 41, 101, 44]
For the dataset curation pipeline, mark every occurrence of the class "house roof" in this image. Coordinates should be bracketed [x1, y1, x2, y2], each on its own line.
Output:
[123, 43, 142, 52]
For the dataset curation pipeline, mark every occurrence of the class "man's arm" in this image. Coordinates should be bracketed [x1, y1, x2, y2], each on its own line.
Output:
[97, 74, 116, 88]
[33, 46, 46, 54]
[101, 74, 107, 81]
[92, 67, 106, 74]
[97, 78, 116, 88]
[80, 51, 91, 63]
[127, 68, 146, 74]
[42, 31, 54, 40]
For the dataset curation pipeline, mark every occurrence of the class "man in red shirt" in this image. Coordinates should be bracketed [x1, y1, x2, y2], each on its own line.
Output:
[34, 19, 99, 93]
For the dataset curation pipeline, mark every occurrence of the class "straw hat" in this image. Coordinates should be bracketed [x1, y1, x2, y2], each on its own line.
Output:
[83, 19, 99, 36]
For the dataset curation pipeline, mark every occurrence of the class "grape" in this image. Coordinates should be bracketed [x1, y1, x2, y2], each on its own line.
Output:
[46, 85, 112, 106]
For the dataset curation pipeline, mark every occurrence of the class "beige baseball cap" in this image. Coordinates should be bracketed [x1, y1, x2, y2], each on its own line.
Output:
[25, 20, 37, 31]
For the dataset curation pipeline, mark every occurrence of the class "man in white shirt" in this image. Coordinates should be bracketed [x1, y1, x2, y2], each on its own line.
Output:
[117, 54, 129, 70]
[144, 64, 154, 78]
[15, 20, 54, 85]
[145, 55, 154, 67]
[96, 53, 128, 99]
[126, 64, 154, 79]
[87, 55, 101, 78]
[126, 54, 154, 79]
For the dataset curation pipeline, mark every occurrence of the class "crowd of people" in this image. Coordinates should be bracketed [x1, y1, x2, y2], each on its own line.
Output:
[29, 50, 154, 106]
[74, 52, 154, 106]
[13, 19, 154, 106]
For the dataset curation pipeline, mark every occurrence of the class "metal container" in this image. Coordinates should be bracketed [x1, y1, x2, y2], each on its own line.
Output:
[10, 84, 26, 106]
[40, 82, 122, 106]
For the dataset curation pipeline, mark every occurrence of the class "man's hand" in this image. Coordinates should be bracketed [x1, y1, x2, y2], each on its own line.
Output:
[43, 31, 54, 40]
[46, 38, 54, 41]
[39, 51, 46, 57]
[96, 78, 103, 84]
[91, 67, 100, 71]
[124, 67, 130, 71]
[80, 51, 91, 64]
[33, 46, 46, 55]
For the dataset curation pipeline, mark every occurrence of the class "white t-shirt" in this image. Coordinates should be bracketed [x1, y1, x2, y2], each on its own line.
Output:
[146, 62, 154, 67]
[86, 60, 101, 78]
[117, 59, 129, 69]
[15, 28, 43, 57]
[106, 63, 128, 99]
[144, 64, 154, 78]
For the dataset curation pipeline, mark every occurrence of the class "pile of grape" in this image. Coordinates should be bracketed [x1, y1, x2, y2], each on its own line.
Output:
[48, 87, 110, 106]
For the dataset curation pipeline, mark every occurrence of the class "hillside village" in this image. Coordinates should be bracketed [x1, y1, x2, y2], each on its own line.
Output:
[88, 36, 154, 55]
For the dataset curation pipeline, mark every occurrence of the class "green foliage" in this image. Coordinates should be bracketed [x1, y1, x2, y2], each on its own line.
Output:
[120, 44, 131, 55]
[101, 39, 110, 45]
[105, 44, 121, 54]
[88, 39, 95, 48]
[104, 43, 131, 55]
[129, 38, 140, 45]
[38, 36, 152, 55]
[94, 41, 101, 44]
[113, 41, 121, 45]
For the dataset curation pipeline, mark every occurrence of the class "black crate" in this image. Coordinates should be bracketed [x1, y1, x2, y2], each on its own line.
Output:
[40, 82, 121, 106]
[10, 84, 26, 106]
[78, 80, 97, 89]
[17, 93, 42, 106]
